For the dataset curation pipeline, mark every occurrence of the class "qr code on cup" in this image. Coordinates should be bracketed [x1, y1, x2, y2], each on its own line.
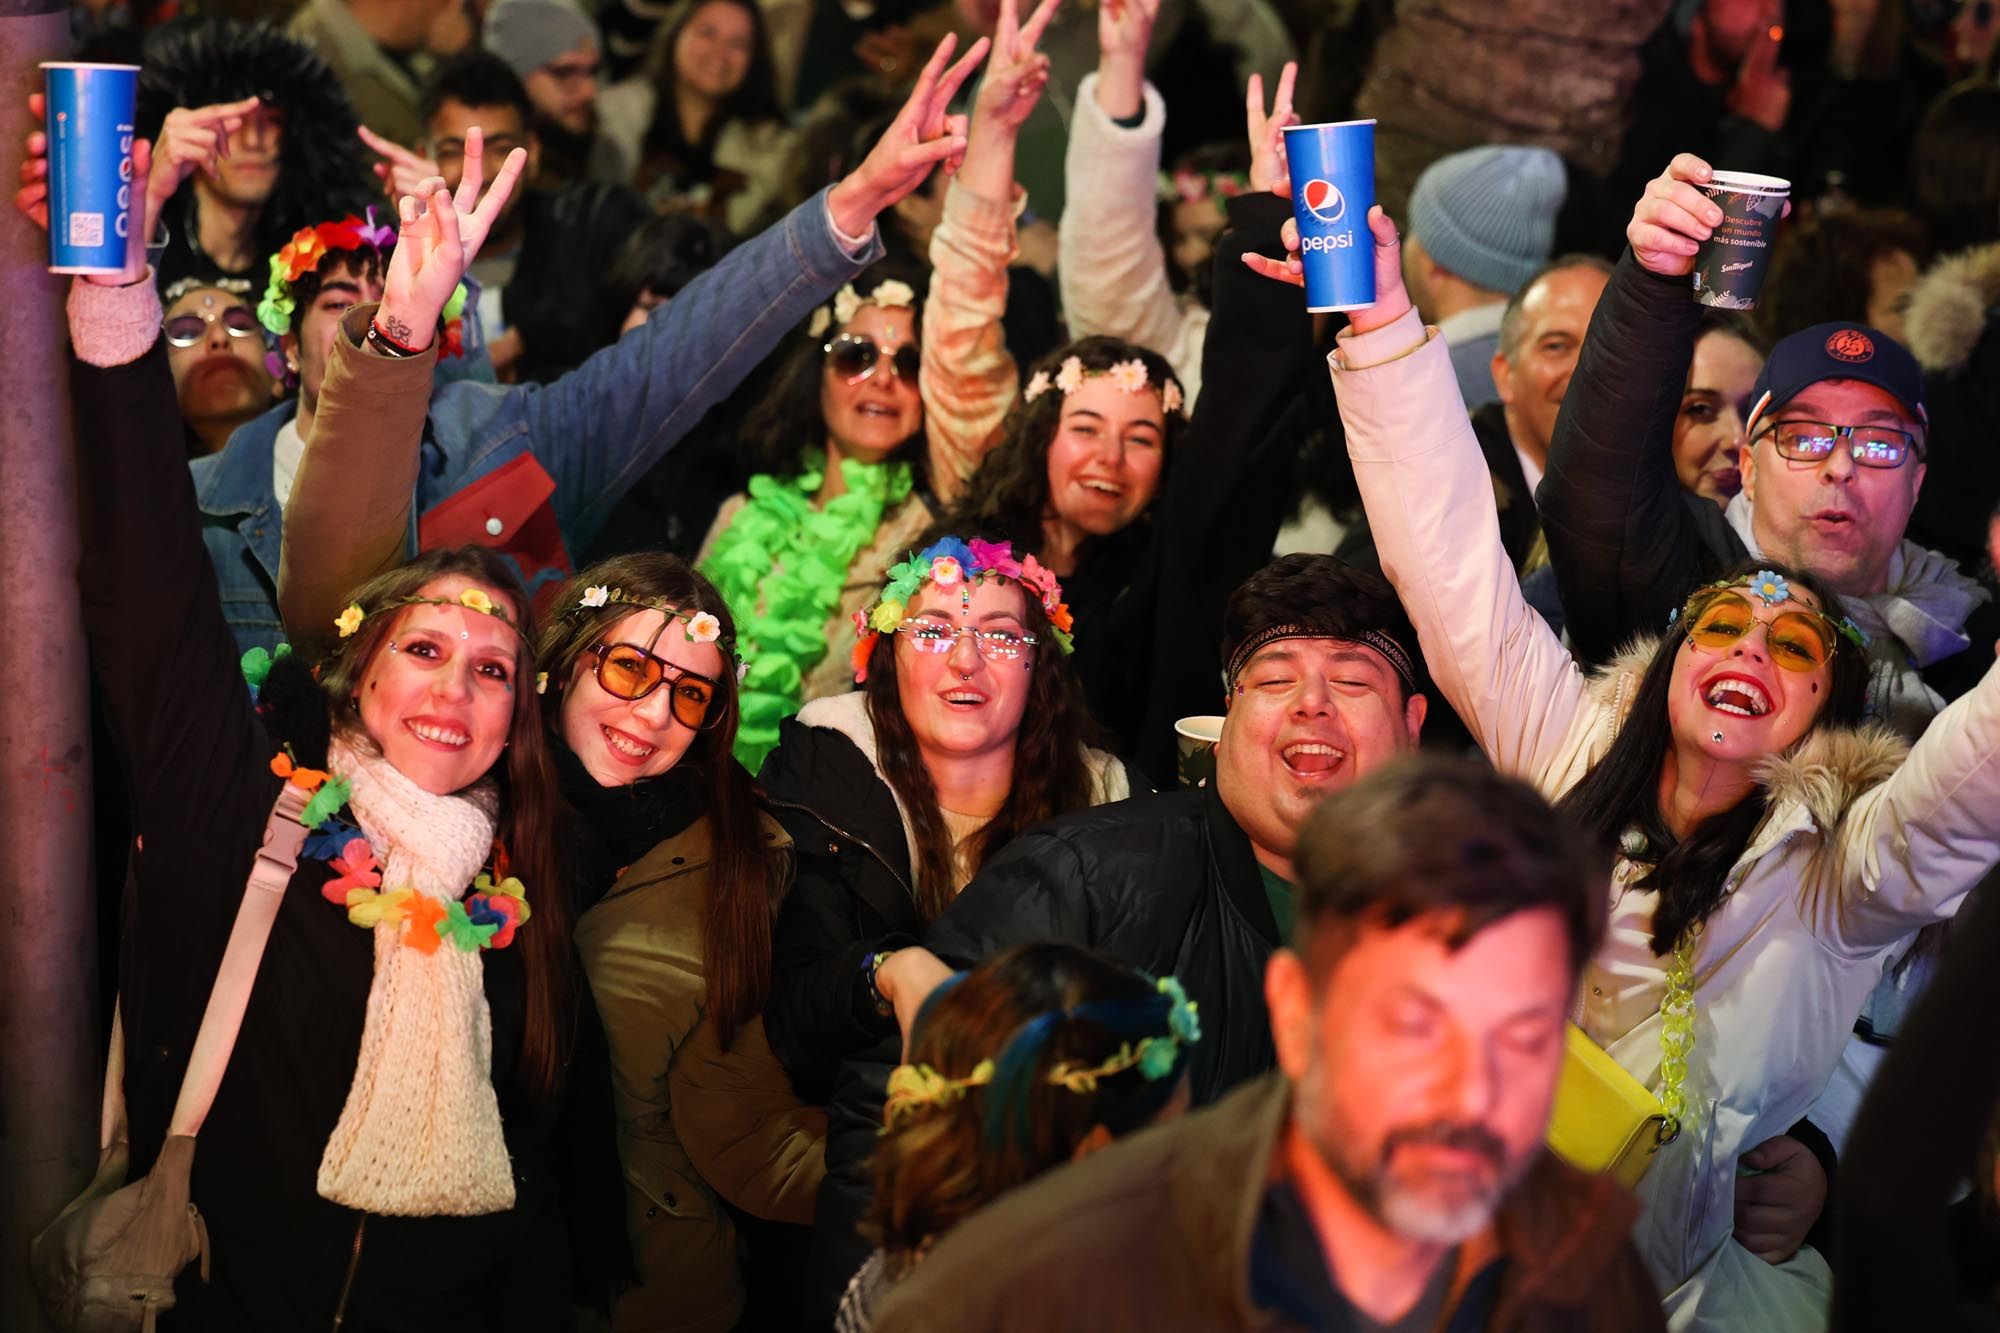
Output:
[68, 212, 104, 248]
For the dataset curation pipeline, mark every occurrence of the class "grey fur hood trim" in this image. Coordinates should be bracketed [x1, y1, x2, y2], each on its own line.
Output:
[1905, 242, 2000, 375]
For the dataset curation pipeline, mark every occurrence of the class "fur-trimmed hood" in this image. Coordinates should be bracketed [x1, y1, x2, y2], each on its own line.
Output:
[1582, 635, 1910, 830]
[1905, 241, 2000, 374]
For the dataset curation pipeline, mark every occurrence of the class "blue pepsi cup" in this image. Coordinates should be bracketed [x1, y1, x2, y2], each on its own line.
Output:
[1283, 120, 1377, 313]
[41, 62, 142, 275]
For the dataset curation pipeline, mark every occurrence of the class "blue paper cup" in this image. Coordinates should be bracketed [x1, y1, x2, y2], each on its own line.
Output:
[42, 62, 142, 275]
[1283, 120, 1377, 313]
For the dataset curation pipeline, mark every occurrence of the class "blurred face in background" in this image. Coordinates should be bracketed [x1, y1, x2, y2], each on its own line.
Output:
[676, 0, 756, 104]
[1673, 329, 1762, 505]
[164, 285, 275, 453]
[426, 98, 534, 233]
[525, 37, 600, 135]
[203, 102, 284, 209]
[1492, 264, 1609, 464]
[1865, 248, 1919, 344]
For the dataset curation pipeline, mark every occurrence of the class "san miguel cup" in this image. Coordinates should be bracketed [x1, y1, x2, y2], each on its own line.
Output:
[1692, 171, 1790, 311]
[1283, 119, 1377, 313]
[42, 62, 141, 275]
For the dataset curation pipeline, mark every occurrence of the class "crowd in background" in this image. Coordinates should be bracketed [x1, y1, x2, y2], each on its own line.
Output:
[20, 0, 2000, 1329]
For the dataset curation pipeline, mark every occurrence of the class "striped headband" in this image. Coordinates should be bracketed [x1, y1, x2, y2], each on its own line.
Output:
[1223, 625, 1418, 695]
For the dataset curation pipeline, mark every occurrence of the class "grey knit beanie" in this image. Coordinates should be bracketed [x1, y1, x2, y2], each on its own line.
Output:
[1408, 146, 1567, 297]
[483, 0, 597, 79]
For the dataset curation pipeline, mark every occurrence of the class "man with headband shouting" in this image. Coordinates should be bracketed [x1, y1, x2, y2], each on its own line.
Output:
[868, 553, 1429, 1091]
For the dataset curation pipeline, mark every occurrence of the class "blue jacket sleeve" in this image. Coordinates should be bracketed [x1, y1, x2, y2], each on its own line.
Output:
[518, 188, 882, 551]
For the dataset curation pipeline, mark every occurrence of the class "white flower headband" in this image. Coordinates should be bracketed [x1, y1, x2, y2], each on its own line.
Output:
[1024, 355, 1184, 416]
[807, 278, 917, 339]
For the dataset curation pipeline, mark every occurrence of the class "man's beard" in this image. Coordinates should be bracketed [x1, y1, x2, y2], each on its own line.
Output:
[1297, 1057, 1524, 1246]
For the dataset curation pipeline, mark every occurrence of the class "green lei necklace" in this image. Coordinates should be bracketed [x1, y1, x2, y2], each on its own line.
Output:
[701, 449, 914, 770]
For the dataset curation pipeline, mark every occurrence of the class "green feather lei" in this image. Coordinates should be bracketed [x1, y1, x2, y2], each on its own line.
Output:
[700, 450, 913, 769]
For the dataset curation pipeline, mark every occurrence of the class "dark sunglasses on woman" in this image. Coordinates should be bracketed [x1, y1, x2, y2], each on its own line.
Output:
[588, 641, 723, 730]
[824, 333, 920, 385]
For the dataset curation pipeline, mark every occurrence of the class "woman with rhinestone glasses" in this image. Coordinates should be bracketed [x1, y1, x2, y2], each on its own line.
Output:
[697, 0, 1064, 768]
[1263, 199, 2000, 1332]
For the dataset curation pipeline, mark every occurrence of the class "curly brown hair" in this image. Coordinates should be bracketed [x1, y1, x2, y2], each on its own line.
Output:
[537, 552, 782, 1049]
[859, 566, 1105, 921]
[866, 943, 1189, 1255]
[316, 546, 574, 1104]
[940, 336, 1187, 558]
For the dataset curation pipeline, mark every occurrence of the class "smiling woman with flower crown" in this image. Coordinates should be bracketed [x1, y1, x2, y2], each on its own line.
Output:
[1274, 201, 2000, 1330]
[698, 0, 1066, 771]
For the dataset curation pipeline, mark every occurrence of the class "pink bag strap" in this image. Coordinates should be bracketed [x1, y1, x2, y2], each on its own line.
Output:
[166, 782, 313, 1138]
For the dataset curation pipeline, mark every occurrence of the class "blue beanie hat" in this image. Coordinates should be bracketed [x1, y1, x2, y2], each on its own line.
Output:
[1408, 146, 1568, 297]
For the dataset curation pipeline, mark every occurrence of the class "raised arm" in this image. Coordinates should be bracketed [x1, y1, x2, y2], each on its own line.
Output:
[918, 0, 1058, 501]
[1057, 0, 1184, 364]
[1312, 213, 1606, 793]
[276, 136, 527, 641]
[1818, 654, 2000, 955]
[526, 34, 991, 548]
[1539, 155, 1730, 666]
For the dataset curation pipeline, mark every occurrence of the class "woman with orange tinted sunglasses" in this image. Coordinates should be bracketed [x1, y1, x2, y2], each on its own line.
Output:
[534, 551, 824, 1331]
[1314, 210, 2000, 1331]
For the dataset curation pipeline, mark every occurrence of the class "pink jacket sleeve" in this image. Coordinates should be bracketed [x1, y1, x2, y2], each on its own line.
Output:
[920, 178, 1021, 504]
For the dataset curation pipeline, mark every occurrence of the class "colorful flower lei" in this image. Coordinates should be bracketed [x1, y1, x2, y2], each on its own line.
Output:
[1024, 354, 1184, 416]
[848, 536, 1074, 684]
[699, 452, 915, 770]
[806, 277, 916, 340]
[256, 208, 469, 360]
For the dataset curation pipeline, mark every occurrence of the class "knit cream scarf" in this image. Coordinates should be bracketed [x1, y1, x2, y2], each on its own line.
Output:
[317, 734, 515, 1216]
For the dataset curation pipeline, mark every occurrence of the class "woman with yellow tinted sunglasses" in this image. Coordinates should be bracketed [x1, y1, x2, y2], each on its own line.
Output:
[1321, 221, 2000, 1332]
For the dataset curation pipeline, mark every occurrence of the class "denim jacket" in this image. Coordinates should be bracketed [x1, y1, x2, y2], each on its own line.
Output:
[193, 187, 882, 653]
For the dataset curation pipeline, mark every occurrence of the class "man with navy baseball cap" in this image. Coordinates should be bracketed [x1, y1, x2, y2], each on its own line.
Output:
[1540, 155, 1997, 741]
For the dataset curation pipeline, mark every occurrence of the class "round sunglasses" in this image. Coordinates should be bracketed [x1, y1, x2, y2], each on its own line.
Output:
[587, 641, 723, 730]
[824, 333, 920, 385]
[164, 305, 263, 347]
[1680, 588, 1841, 672]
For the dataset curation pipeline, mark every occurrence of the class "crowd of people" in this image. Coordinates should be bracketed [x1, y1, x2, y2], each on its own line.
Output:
[20, 0, 2000, 1329]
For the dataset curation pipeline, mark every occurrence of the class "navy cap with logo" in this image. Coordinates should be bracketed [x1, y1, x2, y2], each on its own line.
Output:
[1745, 322, 1928, 441]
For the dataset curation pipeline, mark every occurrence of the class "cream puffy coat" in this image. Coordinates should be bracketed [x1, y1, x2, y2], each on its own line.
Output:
[1333, 309, 2000, 1333]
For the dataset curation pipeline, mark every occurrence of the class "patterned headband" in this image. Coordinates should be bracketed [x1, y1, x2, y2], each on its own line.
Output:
[1223, 624, 1419, 694]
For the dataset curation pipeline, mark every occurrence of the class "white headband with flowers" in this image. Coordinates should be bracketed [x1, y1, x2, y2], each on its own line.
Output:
[1024, 355, 1184, 416]
[807, 278, 917, 340]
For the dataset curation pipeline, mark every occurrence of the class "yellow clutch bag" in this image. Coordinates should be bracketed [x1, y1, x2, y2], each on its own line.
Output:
[1545, 1024, 1677, 1191]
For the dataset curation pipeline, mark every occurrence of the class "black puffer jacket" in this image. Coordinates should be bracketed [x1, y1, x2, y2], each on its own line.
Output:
[759, 701, 920, 1107]
[1538, 250, 2000, 711]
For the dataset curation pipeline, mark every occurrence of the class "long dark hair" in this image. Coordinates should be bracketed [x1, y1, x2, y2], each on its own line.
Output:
[1555, 560, 1869, 953]
[867, 943, 1188, 1254]
[743, 258, 932, 485]
[860, 569, 1103, 921]
[942, 336, 1186, 562]
[537, 553, 780, 1049]
[641, 0, 785, 157]
[317, 546, 575, 1102]
[135, 18, 378, 266]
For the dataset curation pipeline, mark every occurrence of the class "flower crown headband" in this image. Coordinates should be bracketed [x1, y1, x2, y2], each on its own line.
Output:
[849, 537, 1074, 683]
[258, 209, 470, 357]
[335, 587, 522, 642]
[882, 975, 1202, 1138]
[1666, 569, 1869, 649]
[1024, 354, 1185, 416]
[806, 277, 917, 340]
